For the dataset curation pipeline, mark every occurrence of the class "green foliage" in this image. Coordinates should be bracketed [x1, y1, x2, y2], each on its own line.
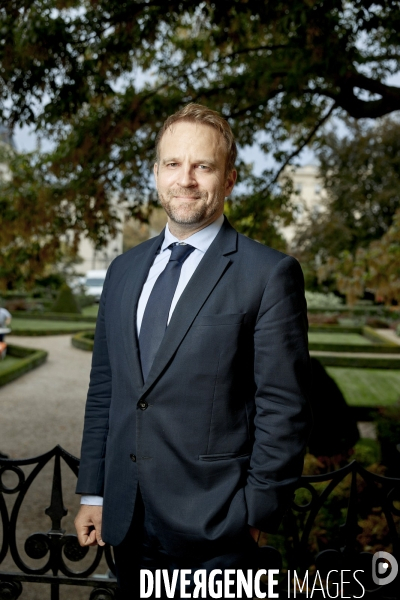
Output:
[50, 283, 81, 314]
[374, 402, 400, 447]
[305, 118, 400, 258]
[318, 208, 400, 305]
[0, 344, 48, 387]
[71, 330, 95, 351]
[308, 332, 372, 346]
[9, 318, 95, 335]
[295, 118, 400, 302]
[11, 311, 96, 322]
[299, 456, 396, 557]
[305, 291, 343, 310]
[224, 173, 293, 249]
[81, 304, 99, 317]
[352, 439, 381, 467]
[75, 294, 97, 309]
[1, 1, 400, 284]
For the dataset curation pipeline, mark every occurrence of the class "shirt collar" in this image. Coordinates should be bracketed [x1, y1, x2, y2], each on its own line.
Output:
[161, 214, 224, 254]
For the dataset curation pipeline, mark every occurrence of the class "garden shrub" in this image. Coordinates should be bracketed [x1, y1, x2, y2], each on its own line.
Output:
[297, 454, 397, 559]
[50, 284, 81, 314]
[307, 313, 339, 325]
[352, 438, 381, 467]
[365, 317, 390, 329]
[71, 331, 95, 351]
[305, 291, 344, 310]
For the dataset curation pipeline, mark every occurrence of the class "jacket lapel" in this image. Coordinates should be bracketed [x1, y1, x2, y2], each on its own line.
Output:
[120, 231, 164, 391]
[138, 218, 238, 399]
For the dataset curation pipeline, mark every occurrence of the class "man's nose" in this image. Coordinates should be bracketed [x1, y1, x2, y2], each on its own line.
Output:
[177, 165, 197, 187]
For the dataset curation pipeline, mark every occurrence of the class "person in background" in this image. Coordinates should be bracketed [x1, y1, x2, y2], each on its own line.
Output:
[0, 306, 11, 343]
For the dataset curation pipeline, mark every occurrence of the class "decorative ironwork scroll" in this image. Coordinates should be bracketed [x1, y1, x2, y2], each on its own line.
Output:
[0, 446, 117, 599]
[275, 461, 400, 598]
[1, 449, 399, 599]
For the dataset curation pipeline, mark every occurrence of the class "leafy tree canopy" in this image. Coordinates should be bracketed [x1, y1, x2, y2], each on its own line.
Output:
[1, 0, 400, 287]
[318, 208, 400, 305]
[295, 116, 400, 259]
[294, 116, 400, 301]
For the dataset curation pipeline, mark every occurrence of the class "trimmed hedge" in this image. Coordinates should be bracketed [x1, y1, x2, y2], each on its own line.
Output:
[11, 312, 97, 323]
[71, 331, 95, 351]
[309, 324, 363, 334]
[51, 283, 81, 314]
[309, 343, 400, 354]
[10, 323, 96, 336]
[311, 353, 400, 369]
[362, 326, 398, 345]
[0, 344, 48, 387]
[308, 325, 400, 354]
[308, 305, 395, 315]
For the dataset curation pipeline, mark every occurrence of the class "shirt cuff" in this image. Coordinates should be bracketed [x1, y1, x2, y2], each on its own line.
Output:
[80, 495, 104, 506]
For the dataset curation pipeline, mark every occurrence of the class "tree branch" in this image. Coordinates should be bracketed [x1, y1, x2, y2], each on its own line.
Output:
[271, 101, 337, 186]
[323, 71, 400, 118]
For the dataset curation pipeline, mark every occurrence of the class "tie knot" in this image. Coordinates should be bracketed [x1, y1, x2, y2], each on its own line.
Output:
[169, 243, 195, 264]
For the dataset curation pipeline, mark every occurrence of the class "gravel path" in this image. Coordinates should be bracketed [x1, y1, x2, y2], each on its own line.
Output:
[0, 336, 100, 600]
[1, 335, 92, 459]
[376, 328, 400, 345]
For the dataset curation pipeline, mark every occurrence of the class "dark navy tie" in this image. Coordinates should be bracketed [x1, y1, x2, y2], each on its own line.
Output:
[139, 243, 195, 381]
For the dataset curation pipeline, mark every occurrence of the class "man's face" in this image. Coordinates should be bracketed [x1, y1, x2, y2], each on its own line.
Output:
[154, 121, 236, 231]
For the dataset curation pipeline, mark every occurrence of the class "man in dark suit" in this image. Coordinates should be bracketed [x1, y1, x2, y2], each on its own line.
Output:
[75, 103, 311, 598]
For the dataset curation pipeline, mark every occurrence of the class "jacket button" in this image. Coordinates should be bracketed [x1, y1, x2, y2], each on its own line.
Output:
[130, 454, 136, 462]
[138, 401, 148, 411]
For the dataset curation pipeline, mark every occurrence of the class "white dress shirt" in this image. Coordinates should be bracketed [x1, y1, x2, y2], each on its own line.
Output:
[81, 214, 224, 505]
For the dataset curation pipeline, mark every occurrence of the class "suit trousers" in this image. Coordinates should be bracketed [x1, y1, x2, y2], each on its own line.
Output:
[113, 488, 261, 600]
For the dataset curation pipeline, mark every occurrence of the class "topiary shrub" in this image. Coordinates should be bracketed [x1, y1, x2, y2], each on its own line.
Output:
[50, 284, 81, 314]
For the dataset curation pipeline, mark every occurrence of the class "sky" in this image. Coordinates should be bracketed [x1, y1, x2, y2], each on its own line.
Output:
[12, 116, 317, 177]
[11, 73, 400, 175]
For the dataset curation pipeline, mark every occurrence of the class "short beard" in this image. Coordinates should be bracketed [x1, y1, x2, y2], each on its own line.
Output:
[158, 188, 214, 225]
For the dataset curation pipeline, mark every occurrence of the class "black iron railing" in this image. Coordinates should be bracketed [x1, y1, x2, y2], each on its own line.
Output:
[0, 446, 116, 599]
[1, 447, 399, 599]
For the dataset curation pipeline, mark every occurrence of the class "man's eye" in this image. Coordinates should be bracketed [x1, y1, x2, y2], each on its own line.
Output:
[197, 165, 210, 170]
[167, 162, 178, 168]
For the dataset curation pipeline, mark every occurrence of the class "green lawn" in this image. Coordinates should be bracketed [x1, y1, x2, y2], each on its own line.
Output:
[327, 367, 400, 406]
[308, 332, 373, 345]
[10, 319, 95, 332]
[82, 304, 99, 317]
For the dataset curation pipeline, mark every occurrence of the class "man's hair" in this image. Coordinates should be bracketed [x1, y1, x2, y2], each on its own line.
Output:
[155, 103, 237, 175]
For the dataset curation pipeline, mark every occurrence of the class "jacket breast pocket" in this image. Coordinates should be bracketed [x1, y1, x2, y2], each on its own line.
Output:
[194, 313, 246, 327]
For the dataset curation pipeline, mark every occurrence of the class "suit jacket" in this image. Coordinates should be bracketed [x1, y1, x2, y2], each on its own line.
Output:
[76, 217, 311, 556]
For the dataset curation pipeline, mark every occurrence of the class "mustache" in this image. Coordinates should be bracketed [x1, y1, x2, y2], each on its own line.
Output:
[167, 188, 206, 199]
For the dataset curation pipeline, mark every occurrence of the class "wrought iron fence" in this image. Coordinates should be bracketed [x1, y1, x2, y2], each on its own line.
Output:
[1, 446, 399, 599]
[0, 446, 117, 599]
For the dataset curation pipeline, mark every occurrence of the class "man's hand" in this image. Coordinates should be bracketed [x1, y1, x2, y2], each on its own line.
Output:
[74, 505, 105, 547]
[249, 526, 261, 543]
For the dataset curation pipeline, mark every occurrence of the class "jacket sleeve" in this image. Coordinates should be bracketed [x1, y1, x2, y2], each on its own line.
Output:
[245, 255, 312, 532]
[75, 262, 114, 495]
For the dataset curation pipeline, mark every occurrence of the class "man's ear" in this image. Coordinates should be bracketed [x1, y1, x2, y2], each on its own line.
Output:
[153, 163, 158, 183]
[225, 169, 237, 197]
